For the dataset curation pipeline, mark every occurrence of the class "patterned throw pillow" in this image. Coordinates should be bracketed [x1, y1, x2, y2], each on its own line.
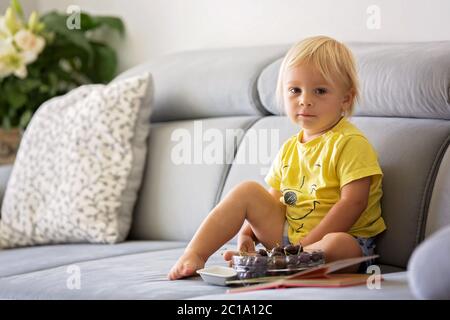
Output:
[0, 73, 152, 248]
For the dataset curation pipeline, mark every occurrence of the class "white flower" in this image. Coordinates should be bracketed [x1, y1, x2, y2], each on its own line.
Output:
[0, 39, 27, 79]
[13, 29, 45, 56]
[0, 39, 16, 77]
[0, 5, 46, 79]
[4, 7, 22, 35]
[12, 61, 26, 78]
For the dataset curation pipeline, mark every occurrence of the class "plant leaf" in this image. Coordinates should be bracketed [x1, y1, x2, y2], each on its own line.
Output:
[4, 82, 27, 109]
[10, 0, 24, 18]
[41, 12, 94, 66]
[2, 117, 12, 130]
[19, 110, 32, 128]
[79, 12, 95, 30]
[17, 78, 41, 92]
[90, 16, 125, 36]
[89, 42, 117, 83]
[1, 8, 124, 130]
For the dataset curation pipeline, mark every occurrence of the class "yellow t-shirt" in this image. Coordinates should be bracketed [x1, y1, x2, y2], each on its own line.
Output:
[265, 117, 386, 245]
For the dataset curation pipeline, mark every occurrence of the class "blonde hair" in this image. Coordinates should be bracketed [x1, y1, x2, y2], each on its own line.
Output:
[276, 36, 359, 116]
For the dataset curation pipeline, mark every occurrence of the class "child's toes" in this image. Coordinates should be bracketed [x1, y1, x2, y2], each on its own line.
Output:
[167, 269, 176, 280]
[180, 264, 195, 277]
[168, 263, 196, 280]
[167, 265, 180, 280]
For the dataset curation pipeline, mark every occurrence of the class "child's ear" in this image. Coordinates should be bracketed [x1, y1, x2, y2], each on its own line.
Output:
[342, 88, 355, 108]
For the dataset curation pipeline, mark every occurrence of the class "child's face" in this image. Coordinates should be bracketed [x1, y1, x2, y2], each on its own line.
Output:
[283, 63, 353, 137]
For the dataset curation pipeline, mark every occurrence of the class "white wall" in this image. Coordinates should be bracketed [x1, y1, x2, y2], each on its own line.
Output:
[0, 0, 38, 16]
[4, 0, 450, 72]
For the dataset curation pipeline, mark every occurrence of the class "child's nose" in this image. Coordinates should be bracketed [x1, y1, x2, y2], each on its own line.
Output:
[298, 93, 313, 106]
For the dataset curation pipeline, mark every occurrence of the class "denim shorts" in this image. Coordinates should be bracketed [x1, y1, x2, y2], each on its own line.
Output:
[282, 222, 377, 273]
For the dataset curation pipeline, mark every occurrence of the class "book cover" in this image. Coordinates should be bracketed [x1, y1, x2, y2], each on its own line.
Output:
[226, 254, 381, 294]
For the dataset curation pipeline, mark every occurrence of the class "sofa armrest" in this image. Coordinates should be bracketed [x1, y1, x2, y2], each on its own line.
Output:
[408, 224, 450, 299]
[0, 165, 13, 209]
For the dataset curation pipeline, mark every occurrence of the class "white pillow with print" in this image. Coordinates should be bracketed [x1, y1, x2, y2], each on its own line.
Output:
[0, 73, 152, 248]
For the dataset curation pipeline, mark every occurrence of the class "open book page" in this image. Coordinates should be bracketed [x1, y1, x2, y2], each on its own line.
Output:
[286, 254, 379, 279]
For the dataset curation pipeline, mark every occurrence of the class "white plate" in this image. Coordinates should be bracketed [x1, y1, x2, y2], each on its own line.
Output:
[196, 266, 237, 286]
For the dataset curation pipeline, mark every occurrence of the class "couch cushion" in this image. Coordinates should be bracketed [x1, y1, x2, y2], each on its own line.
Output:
[220, 116, 450, 269]
[191, 271, 414, 300]
[0, 240, 186, 278]
[116, 45, 290, 122]
[258, 42, 450, 120]
[0, 243, 410, 300]
[129, 116, 261, 241]
[0, 245, 231, 299]
[0, 165, 12, 210]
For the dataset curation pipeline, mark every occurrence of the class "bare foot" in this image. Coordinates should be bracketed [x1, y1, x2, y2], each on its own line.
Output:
[168, 249, 206, 280]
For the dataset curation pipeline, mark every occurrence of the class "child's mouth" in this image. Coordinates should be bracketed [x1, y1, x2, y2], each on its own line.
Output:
[298, 114, 316, 118]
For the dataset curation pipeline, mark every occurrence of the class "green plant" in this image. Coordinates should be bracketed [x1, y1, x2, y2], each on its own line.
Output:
[0, 0, 125, 129]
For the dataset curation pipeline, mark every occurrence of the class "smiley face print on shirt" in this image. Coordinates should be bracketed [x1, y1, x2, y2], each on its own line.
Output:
[280, 163, 322, 233]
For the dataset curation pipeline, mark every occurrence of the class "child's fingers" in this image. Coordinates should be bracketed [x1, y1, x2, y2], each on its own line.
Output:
[223, 241, 257, 262]
[238, 241, 256, 253]
[244, 243, 256, 253]
[222, 250, 239, 261]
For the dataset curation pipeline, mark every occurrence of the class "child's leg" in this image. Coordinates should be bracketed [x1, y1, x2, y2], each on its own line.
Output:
[303, 232, 363, 273]
[168, 181, 286, 280]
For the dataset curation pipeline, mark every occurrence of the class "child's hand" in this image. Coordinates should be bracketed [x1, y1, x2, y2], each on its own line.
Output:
[222, 234, 256, 266]
[237, 234, 256, 253]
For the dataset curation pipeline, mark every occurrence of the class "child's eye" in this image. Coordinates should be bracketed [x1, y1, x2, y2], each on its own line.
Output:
[315, 88, 327, 95]
[289, 87, 301, 94]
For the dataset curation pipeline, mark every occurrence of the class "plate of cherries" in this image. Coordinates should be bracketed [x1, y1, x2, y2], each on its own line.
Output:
[231, 244, 325, 279]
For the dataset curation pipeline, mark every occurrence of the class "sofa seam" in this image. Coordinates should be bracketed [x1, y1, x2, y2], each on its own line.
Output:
[247, 52, 286, 116]
[248, 71, 269, 116]
[416, 133, 450, 245]
[212, 117, 264, 207]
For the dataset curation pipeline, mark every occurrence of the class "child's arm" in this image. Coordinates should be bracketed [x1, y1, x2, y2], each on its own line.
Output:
[299, 177, 371, 246]
[237, 187, 282, 250]
[268, 188, 283, 202]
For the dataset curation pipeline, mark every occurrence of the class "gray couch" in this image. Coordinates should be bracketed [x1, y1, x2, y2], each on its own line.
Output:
[0, 41, 449, 300]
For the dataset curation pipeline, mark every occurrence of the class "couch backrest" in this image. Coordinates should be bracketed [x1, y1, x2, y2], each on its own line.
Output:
[127, 41, 450, 270]
[259, 42, 450, 120]
[219, 116, 449, 269]
[116, 45, 290, 122]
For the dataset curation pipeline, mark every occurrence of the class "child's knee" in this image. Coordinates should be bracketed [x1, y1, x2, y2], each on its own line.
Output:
[322, 232, 355, 244]
[232, 181, 265, 197]
[322, 232, 362, 255]
[322, 232, 350, 242]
